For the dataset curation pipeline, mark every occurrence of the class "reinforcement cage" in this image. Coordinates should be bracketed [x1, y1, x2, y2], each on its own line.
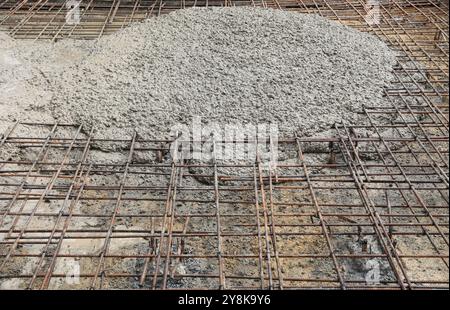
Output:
[0, 0, 448, 290]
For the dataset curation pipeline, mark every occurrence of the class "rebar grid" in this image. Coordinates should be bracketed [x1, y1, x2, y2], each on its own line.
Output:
[0, 0, 448, 290]
[0, 1, 448, 42]
[0, 116, 448, 289]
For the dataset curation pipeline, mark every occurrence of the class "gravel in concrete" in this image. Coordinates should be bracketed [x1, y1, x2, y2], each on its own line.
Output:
[48, 7, 398, 140]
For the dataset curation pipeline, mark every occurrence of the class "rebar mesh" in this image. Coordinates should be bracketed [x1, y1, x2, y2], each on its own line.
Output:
[0, 0, 448, 290]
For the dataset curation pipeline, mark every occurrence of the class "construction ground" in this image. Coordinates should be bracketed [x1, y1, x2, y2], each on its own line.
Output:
[0, 0, 448, 290]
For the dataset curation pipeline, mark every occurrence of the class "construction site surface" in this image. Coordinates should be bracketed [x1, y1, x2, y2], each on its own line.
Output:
[0, 0, 448, 290]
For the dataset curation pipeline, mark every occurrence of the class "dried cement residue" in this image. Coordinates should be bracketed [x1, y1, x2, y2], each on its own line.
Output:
[46, 7, 397, 140]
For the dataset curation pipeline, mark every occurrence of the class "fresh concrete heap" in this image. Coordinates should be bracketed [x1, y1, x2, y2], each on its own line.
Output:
[49, 7, 397, 140]
[0, 32, 52, 128]
[0, 32, 92, 134]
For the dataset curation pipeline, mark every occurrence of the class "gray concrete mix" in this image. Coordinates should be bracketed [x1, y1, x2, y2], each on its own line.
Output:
[44, 7, 398, 140]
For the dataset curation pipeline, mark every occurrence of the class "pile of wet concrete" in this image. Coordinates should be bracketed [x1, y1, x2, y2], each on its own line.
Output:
[46, 7, 397, 140]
